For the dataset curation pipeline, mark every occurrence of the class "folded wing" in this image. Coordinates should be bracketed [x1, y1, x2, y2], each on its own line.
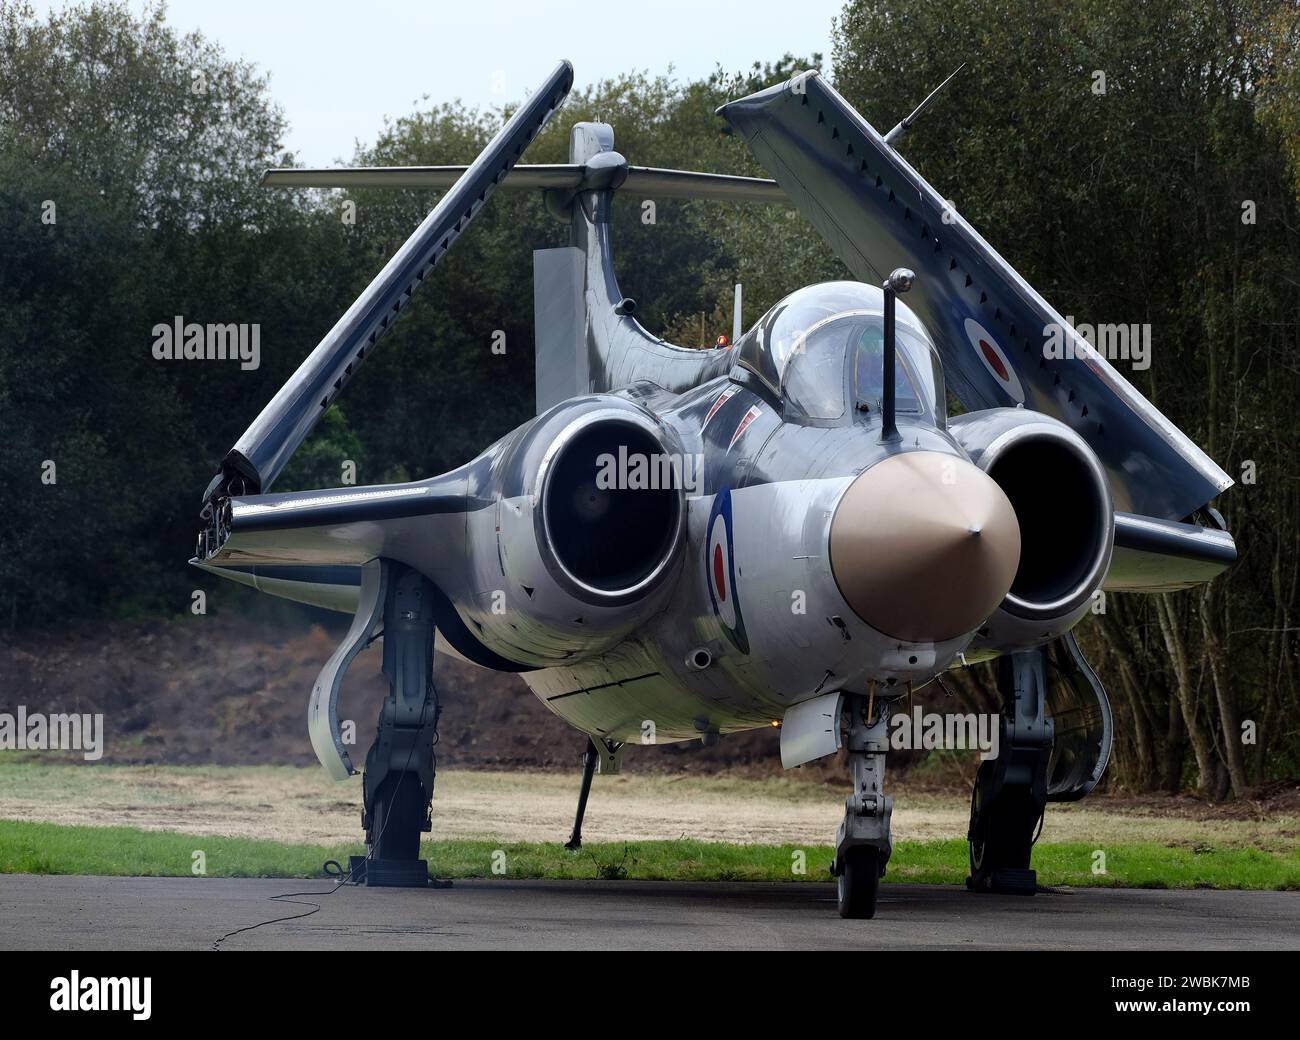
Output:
[718, 72, 1232, 521]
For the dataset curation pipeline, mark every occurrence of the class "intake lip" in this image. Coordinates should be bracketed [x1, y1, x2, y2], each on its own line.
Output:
[977, 425, 1114, 621]
[534, 408, 686, 606]
[829, 451, 1021, 643]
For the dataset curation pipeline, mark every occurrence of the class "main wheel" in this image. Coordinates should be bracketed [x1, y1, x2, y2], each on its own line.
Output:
[967, 765, 1040, 894]
[837, 846, 881, 919]
[968, 776, 990, 879]
[370, 773, 425, 861]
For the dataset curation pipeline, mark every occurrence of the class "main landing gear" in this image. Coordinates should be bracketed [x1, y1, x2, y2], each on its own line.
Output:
[965, 647, 1052, 896]
[354, 562, 445, 888]
[832, 694, 892, 919]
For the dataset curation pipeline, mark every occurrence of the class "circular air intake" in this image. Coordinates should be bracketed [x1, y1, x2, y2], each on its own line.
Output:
[982, 428, 1113, 620]
[538, 415, 685, 601]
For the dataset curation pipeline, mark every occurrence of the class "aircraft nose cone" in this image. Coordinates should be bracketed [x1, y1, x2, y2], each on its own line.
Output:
[829, 451, 1021, 643]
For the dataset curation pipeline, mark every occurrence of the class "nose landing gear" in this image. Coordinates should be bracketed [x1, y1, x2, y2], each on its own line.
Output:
[832, 695, 892, 919]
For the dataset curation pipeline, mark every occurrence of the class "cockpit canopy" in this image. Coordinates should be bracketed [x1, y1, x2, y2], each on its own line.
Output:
[732, 281, 946, 425]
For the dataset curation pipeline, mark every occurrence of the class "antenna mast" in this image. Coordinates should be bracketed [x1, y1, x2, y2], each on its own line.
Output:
[882, 63, 966, 147]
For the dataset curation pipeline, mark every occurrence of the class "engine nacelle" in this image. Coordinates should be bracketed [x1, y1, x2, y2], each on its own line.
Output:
[950, 409, 1114, 653]
[461, 395, 688, 666]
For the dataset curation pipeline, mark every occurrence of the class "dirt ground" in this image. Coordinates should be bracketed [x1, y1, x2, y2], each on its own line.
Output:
[2, 763, 1297, 851]
[0, 613, 792, 773]
[3, 614, 1300, 839]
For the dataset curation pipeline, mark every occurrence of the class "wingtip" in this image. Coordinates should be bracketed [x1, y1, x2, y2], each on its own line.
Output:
[718, 69, 817, 119]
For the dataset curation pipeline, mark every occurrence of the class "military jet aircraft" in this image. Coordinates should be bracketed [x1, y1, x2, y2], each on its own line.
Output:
[194, 61, 1236, 917]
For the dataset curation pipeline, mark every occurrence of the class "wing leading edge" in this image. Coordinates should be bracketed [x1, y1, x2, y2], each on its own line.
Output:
[194, 467, 491, 572]
[262, 164, 787, 203]
[1105, 512, 1237, 592]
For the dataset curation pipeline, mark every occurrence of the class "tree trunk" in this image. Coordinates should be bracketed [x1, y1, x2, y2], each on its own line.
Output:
[1200, 584, 1248, 797]
[1156, 594, 1221, 799]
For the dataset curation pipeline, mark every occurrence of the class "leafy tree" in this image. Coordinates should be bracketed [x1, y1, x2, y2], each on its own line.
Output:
[0, 1, 357, 620]
[4, 0, 1298, 799]
[834, 0, 1300, 797]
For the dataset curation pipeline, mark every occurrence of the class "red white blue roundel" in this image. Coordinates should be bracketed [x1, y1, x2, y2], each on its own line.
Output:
[708, 519, 737, 630]
[964, 317, 1025, 404]
[705, 488, 749, 654]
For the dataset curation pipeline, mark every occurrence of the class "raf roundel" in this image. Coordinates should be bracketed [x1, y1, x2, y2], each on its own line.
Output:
[707, 516, 738, 630]
[964, 317, 1025, 404]
[704, 487, 748, 653]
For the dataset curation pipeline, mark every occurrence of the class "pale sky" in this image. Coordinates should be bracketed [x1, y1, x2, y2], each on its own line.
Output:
[32, 0, 845, 165]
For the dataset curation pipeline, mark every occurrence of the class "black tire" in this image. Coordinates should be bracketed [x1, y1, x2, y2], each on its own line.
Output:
[837, 846, 881, 919]
[968, 777, 989, 880]
[967, 768, 1040, 892]
[371, 774, 424, 861]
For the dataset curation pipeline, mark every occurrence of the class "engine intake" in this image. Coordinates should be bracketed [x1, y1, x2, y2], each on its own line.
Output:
[951, 409, 1114, 649]
[462, 396, 688, 667]
[538, 415, 685, 600]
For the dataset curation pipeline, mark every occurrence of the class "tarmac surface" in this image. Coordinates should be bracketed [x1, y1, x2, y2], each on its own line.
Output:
[1, 875, 1298, 950]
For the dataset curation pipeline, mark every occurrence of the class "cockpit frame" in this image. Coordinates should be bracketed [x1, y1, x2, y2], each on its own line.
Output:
[730, 281, 946, 429]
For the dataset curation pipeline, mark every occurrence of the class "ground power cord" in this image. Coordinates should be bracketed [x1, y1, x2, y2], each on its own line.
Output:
[211, 701, 437, 950]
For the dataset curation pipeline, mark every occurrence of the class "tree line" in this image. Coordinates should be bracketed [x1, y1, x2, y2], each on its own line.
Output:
[1, 0, 1297, 798]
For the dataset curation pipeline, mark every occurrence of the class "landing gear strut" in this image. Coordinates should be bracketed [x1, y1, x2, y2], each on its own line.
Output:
[565, 739, 599, 851]
[832, 694, 892, 919]
[356, 562, 443, 888]
[966, 648, 1052, 895]
[564, 736, 623, 851]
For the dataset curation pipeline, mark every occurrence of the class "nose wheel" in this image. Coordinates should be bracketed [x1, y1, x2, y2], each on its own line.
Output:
[836, 845, 882, 919]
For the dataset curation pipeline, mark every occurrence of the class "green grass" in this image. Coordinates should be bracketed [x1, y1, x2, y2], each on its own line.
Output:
[1, 819, 1298, 889]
